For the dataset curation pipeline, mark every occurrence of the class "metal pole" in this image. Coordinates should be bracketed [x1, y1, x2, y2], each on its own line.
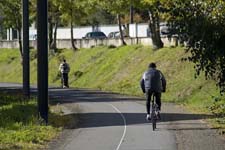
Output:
[37, 0, 48, 124]
[22, 0, 30, 98]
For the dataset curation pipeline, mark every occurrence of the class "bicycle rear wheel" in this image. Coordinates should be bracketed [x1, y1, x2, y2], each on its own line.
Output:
[151, 94, 157, 131]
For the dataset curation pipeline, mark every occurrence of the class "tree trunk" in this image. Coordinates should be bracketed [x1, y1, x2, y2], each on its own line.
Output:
[130, 5, 134, 24]
[70, 21, 77, 50]
[48, 18, 53, 49]
[148, 10, 163, 50]
[70, 3, 77, 51]
[117, 14, 126, 45]
[50, 21, 58, 50]
[18, 28, 23, 58]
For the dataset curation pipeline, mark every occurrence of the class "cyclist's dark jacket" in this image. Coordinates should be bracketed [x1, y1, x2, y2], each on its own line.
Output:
[140, 68, 166, 93]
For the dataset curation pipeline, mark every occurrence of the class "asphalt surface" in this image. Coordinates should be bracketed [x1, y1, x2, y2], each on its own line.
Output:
[47, 88, 225, 150]
[1, 83, 225, 150]
[48, 88, 177, 150]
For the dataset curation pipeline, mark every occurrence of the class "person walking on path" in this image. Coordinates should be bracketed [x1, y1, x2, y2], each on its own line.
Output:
[59, 59, 70, 88]
[140, 62, 166, 120]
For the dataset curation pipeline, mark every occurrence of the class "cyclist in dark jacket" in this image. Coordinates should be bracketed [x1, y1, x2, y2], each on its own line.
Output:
[140, 62, 166, 120]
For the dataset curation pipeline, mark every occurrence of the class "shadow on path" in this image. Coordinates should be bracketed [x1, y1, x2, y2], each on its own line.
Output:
[0, 86, 217, 132]
[47, 88, 216, 131]
[62, 112, 214, 129]
[48, 88, 144, 104]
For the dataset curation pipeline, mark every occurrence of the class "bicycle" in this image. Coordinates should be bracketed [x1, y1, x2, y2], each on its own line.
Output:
[151, 93, 159, 131]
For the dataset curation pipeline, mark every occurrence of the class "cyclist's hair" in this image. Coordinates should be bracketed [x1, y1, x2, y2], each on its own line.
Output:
[149, 62, 156, 68]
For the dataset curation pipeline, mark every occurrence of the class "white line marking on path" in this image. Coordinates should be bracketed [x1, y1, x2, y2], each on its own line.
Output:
[108, 104, 127, 150]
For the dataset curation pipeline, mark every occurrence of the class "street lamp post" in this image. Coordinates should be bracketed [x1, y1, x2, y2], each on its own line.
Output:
[37, 0, 48, 124]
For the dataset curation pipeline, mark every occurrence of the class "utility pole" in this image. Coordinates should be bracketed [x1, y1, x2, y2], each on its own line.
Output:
[37, 0, 48, 124]
[22, 0, 30, 98]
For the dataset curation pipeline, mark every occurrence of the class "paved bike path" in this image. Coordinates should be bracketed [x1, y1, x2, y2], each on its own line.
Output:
[48, 88, 225, 150]
[0, 83, 224, 150]
[48, 88, 177, 150]
[59, 102, 176, 150]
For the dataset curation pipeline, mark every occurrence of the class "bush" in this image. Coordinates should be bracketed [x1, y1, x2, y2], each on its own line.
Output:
[74, 71, 83, 79]
[209, 96, 225, 117]
[108, 44, 117, 49]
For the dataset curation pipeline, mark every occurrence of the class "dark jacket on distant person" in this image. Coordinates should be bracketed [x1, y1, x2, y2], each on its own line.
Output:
[59, 62, 70, 74]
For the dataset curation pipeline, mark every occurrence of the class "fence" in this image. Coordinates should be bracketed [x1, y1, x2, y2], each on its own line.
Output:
[0, 37, 178, 49]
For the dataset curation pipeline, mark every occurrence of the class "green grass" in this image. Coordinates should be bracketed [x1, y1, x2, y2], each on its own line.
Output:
[0, 49, 22, 83]
[0, 46, 221, 104]
[0, 46, 224, 132]
[0, 90, 78, 150]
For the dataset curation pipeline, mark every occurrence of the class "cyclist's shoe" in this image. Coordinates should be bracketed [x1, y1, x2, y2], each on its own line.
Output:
[146, 114, 151, 121]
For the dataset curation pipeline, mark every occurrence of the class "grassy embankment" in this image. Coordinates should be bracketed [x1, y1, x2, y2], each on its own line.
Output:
[0, 91, 78, 149]
[0, 45, 224, 133]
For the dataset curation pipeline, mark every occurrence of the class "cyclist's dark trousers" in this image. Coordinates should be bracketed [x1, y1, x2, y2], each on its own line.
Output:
[61, 73, 69, 87]
[145, 90, 161, 114]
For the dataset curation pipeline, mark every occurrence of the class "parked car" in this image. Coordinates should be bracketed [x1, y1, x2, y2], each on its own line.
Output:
[108, 31, 120, 38]
[160, 26, 170, 37]
[83, 31, 107, 39]
[108, 31, 129, 38]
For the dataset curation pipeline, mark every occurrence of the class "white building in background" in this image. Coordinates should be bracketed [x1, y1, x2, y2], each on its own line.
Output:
[29, 23, 151, 40]
[56, 24, 120, 39]
[129, 23, 150, 37]
[7, 23, 168, 40]
[2, 23, 177, 49]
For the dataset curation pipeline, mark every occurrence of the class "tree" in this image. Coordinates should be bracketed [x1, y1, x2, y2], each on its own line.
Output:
[98, 0, 134, 45]
[82, 7, 116, 25]
[56, 0, 88, 50]
[165, 0, 225, 93]
[0, 0, 23, 57]
[105, 0, 171, 49]
[0, 17, 7, 40]
[121, 13, 146, 24]
[140, 0, 165, 49]
[30, 0, 61, 51]
[48, 0, 61, 51]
